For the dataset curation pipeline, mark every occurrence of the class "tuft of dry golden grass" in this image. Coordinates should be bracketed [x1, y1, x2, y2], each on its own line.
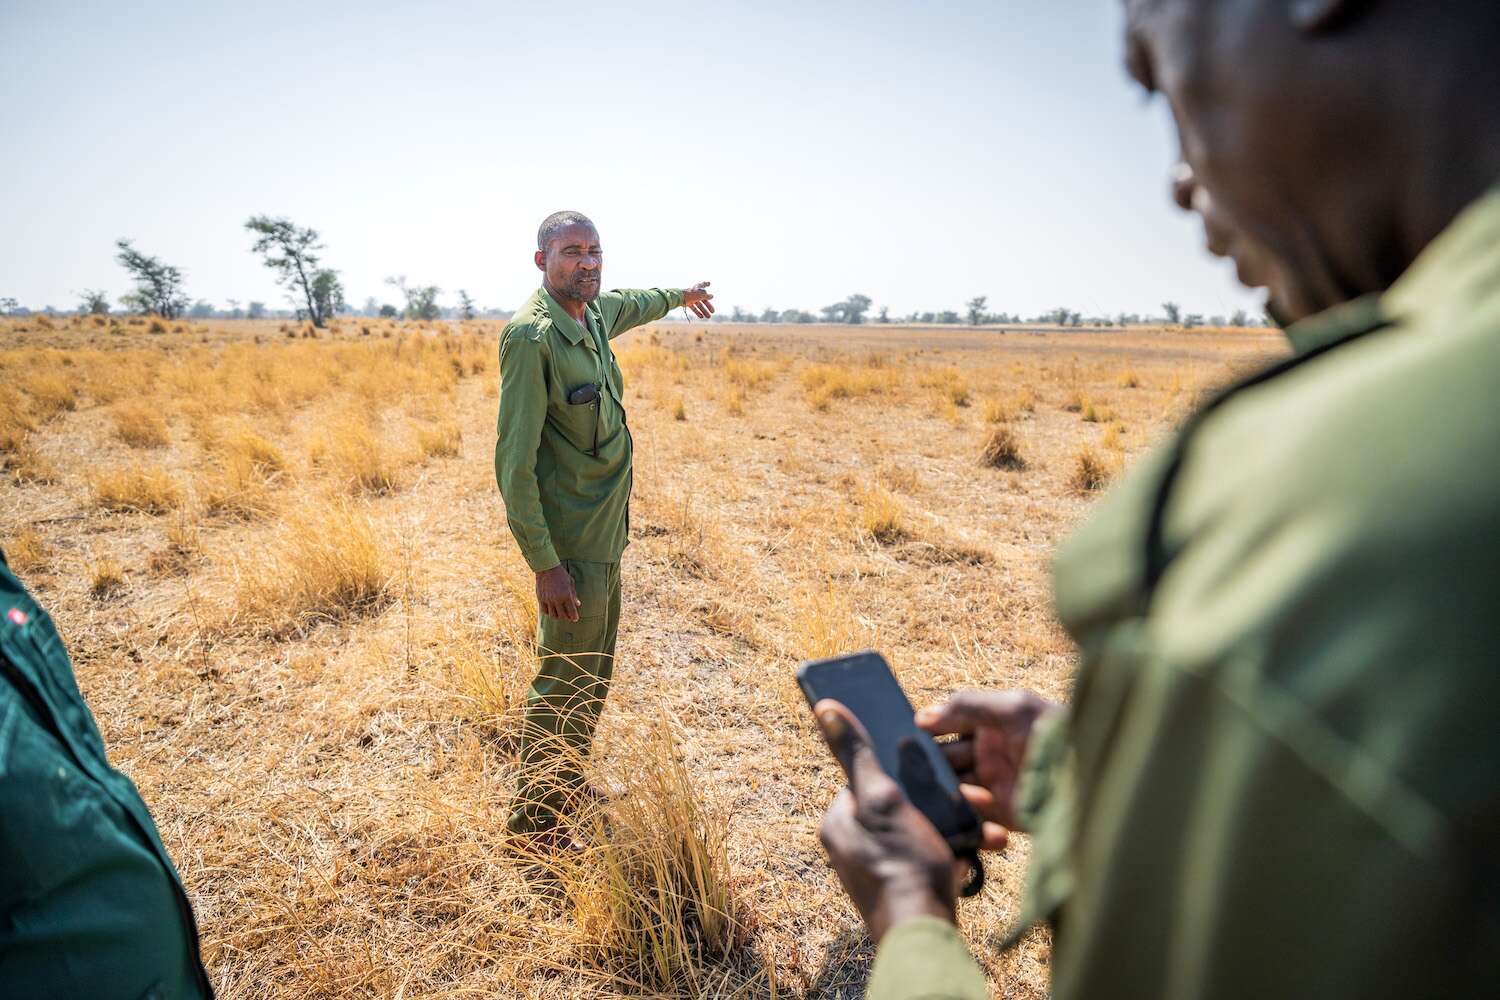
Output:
[0, 315, 1279, 999]
[980, 427, 1026, 470]
[859, 486, 907, 544]
[90, 463, 183, 513]
[5, 526, 49, 572]
[1069, 446, 1113, 493]
[112, 400, 172, 448]
[416, 421, 462, 459]
[89, 552, 126, 598]
[230, 495, 392, 637]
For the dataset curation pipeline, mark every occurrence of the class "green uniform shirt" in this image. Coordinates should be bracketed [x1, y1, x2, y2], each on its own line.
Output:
[869, 188, 1500, 998]
[495, 286, 683, 572]
[0, 558, 213, 999]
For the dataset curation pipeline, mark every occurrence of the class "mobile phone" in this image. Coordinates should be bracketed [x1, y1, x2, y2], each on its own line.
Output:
[798, 650, 985, 896]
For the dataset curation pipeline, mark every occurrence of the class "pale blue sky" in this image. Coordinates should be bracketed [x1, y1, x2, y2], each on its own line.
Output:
[0, 1, 1262, 319]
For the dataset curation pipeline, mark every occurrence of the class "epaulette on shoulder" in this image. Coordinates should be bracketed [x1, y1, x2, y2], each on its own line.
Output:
[503, 306, 550, 345]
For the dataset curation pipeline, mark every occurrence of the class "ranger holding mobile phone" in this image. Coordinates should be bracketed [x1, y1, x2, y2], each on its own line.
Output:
[495, 211, 714, 844]
[815, 2, 1500, 998]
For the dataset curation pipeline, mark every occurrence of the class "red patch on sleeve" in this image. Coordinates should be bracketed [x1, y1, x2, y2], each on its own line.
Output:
[7, 607, 28, 626]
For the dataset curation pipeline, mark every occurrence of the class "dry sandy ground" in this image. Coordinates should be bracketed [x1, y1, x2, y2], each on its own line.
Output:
[1, 316, 1282, 998]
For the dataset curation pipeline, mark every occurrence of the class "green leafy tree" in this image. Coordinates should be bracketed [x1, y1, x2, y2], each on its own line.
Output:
[115, 240, 188, 318]
[0, 297, 17, 314]
[966, 295, 988, 326]
[247, 301, 266, 320]
[1162, 301, 1182, 325]
[245, 215, 341, 327]
[379, 303, 398, 319]
[385, 276, 441, 321]
[311, 269, 346, 321]
[457, 289, 477, 321]
[1230, 308, 1249, 327]
[78, 290, 110, 315]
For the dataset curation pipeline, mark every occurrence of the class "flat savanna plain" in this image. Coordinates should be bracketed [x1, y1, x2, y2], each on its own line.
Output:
[0, 314, 1281, 998]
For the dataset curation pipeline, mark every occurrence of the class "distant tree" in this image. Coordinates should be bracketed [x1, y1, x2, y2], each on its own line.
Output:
[456, 289, 477, 321]
[1230, 308, 1249, 327]
[226, 298, 243, 319]
[935, 310, 959, 324]
[311, 269, 346, 320]
[78, 289, 110, 315]
[1183, 313, 1204, 328]
[966, 296, 988, 326]
[0, 296, 17, 315]
[360, 296, 379, 316]
[757, 307, 779, 323]
[247, 301, 267, 320]
[379, 303, 399, 319]
[188, 300, 214, 318]
[876, 305, 890, 323]
[245, 215, 342, 327]
[730, 305, 751, 323]
[843, 293, 872, 324]
[1161, 301, 1182, 325]
[385, 276, 441, 321]
[115, 239, 189, 318]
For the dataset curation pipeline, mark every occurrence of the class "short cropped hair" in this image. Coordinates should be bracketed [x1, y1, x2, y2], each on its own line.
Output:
[537, 211, 596, 252]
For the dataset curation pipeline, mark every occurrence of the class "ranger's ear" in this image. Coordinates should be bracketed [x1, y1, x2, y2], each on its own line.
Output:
[534, 249, 546, 271]
[1290, 0, 1375, 33]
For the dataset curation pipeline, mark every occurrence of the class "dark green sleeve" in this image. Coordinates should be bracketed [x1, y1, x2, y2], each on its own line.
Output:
[495, 330, 558, 572]
[598, 288, 683, 339]
[866, 916, 988, 1000]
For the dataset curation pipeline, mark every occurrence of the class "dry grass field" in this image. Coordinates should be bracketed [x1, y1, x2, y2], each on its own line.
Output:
[0, 312, 1282, 998]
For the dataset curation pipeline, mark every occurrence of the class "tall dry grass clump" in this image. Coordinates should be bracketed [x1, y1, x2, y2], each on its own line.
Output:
[4, 528, 49, 573]
[541, 717, 750, 994]
[918, 368, 970, 407]
[980, 426, 1026, 470]
[1070, 446, 1113, 492]
[231, 496, 392, 636]
[800, 362, 896, 411]
[111, 400, 171, 448]
[311, 415, 404, 494]
[858, 485, 907, 543]
[416, 421, 462, 460]
[90, 463, 183, 513]
[196, 425, 288, 517]
[22, 372, 76, 421]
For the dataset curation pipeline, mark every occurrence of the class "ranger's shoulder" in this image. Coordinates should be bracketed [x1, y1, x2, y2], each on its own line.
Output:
[502, 298, 551, 346]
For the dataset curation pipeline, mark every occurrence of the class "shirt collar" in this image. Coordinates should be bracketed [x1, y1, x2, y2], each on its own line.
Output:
[1381, 185, 1500, 327]
[540, 287, 589, 346]
[1281, 186, 1500, 357]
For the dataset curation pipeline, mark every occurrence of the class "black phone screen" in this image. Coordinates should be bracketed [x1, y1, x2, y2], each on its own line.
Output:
[797, 650, 981, 855]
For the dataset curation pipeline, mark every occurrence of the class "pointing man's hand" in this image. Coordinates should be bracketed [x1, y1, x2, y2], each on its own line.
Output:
[682, 281, 715, 320]
[536, 564, 581, 622]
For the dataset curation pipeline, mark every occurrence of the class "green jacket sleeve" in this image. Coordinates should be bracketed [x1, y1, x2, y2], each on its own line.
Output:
[495, 330, 559, 572]
[599, 288, 683, 339]
[867, 917, 988, 1000]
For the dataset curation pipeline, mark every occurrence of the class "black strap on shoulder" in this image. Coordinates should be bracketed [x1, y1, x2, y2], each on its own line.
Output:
[1141, 322, 1389, 599]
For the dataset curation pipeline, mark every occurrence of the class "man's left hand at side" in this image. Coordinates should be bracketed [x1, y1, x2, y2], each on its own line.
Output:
[815, 699, 969, 943]
[682, 281, 715, 319]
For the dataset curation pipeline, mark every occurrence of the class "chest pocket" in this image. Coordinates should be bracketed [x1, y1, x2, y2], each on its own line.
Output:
[548, 339, 605, 452]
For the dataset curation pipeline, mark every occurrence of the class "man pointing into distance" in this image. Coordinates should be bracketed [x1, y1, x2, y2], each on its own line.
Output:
[496, 210, 713, 842]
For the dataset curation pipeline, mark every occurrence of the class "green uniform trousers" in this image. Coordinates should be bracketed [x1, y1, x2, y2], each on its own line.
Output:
[508, 558, 621, 833]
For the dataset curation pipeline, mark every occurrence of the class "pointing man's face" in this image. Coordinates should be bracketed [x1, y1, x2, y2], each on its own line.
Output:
[536, 223, 603, 304]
